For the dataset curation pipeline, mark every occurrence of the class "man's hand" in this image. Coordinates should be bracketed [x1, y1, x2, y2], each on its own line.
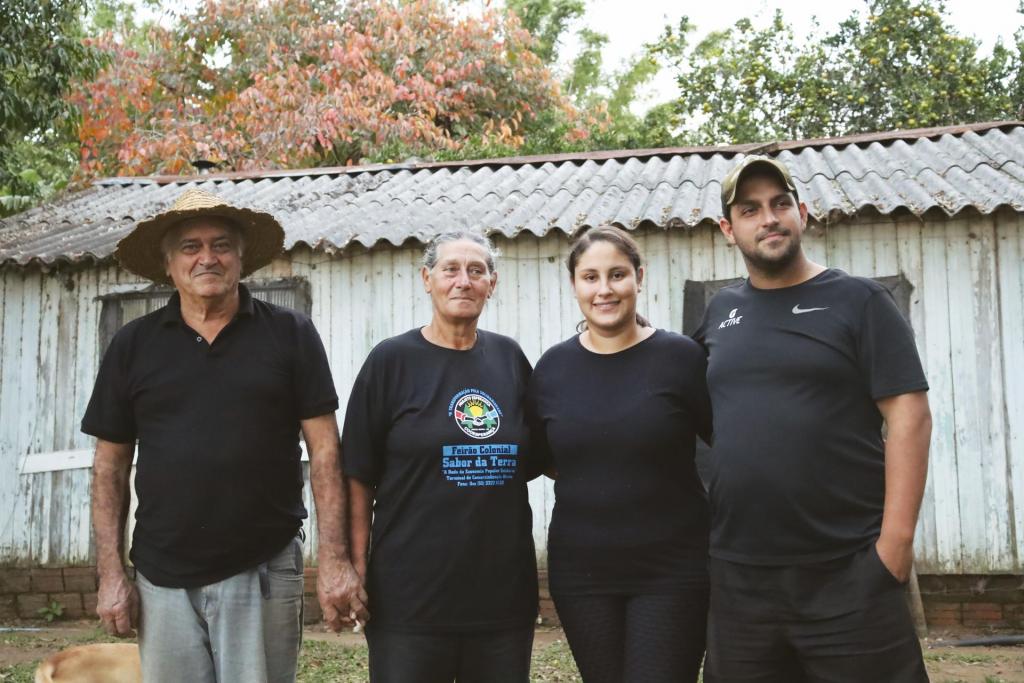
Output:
[303, 413, 370, 631]
[317, 554, 369, 632]
[875, 535, 913, 584]
[96, 570, 139, 637]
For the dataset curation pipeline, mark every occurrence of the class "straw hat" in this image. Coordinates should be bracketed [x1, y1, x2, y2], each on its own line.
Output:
[114, 188, 285, 284]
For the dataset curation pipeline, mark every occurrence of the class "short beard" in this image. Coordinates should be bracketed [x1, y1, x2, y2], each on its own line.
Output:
[737, 234, 802, 276]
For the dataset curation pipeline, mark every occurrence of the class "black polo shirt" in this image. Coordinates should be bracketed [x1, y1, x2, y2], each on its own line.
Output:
[82, 285, 338, 588]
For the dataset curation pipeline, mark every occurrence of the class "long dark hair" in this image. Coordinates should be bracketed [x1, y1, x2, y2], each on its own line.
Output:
[567, 225, 651, 331]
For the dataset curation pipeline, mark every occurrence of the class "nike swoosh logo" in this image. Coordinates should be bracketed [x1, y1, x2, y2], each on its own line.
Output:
[792, 305, 829, 314]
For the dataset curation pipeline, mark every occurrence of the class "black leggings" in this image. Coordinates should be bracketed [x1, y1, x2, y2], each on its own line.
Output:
[553, 589, 709, 683]
[365, 624, 534, 683]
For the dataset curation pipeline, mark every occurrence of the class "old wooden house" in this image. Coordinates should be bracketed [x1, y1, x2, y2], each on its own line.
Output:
[1, 121, 1022, 625]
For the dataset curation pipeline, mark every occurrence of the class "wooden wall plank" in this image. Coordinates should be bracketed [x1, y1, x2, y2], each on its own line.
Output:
[996, 211, 1024, 569]
[894, 218, 938, 568]
[971, 216, 1014, 569]
[390, 248, 418, 339]
[328, 258, 349, 413]
[689, 222, 715, 285]
[917, 222, 962, 573]
[872, 217, 900, 277]
[515, 236, 542, 361]
[653, 228, 679, 330]
[709, 223, 735, 281]
[34, 274, 59, 454]
[17, 273, 43, 564]
[0, 269, 25, 561]
[825, 220, 852, 272]
[945, 218, 990, 571]
[72, 269, 102, 453]
[68, 469, 92, 565]
[367, 248, 393, 349]
[848, 222, 876, 275]
[494, 237, 518, 348]
[803, 221, 829, 265]
[54, 271, 80, 450]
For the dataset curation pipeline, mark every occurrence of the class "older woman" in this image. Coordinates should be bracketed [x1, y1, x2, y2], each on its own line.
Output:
[342, 231, 538, 683]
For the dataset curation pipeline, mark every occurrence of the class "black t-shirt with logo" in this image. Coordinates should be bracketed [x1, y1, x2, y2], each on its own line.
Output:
[341, 328, 538, 633]
[693, 269, 929, 565]
[528, 330, 712, 596]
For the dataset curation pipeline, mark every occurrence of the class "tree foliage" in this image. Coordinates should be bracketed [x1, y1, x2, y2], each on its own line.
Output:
[500, 0, 682, 153]
[504, 0, 584, 64]
[656, 0, 1024, 144]
[0, 0, 102, 212]
[70, 0, 572, 179]
[9, 0, 1017, 200]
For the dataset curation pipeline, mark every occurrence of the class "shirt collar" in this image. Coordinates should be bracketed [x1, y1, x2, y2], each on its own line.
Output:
[159, 283, 254, 326]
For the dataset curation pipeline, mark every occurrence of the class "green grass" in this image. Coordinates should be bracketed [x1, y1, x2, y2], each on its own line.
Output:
[0, 661, 35, 683]
[1, 631, 586, 683]
[924, 650, 996, 665]
[16, 633, 1022, 683]
[1, 628, 124, 683]
[531, 641, 583, 682]
[296, 640, 370, 681]
[298, 639, 586, 682]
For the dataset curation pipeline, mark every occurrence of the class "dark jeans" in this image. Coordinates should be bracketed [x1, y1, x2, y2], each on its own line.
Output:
[553, 589, 709, 683]
[705, 543, 928, 683]
[365, 624, 534, 683]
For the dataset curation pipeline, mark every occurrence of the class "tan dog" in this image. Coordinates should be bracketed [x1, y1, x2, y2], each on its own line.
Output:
[34, 643, 141, 683]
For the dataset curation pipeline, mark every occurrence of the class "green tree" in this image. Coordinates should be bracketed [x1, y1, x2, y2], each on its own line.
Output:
[505, 0, 585, 63]
[0, 0, 103, 213]
[501, 0, 684, 154]
[658, 0, 1023, 144]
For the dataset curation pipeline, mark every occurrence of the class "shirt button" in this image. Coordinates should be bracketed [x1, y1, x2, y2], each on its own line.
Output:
[196, 336, 203, 343]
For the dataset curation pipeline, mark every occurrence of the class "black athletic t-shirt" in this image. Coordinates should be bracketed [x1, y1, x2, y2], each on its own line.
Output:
[341, 328, 538, 633]
[528, 330, 712, 596]
[693, 269, 929, 565]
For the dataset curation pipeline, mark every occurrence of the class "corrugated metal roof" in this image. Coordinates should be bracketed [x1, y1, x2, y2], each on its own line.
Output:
[2, 121, 1023, 268]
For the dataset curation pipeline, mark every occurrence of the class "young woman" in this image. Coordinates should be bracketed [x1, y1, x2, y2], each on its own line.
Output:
[528, 226, 712, 683]
[342, 231, 538, 683]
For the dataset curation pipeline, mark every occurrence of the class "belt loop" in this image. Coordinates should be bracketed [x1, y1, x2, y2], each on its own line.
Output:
[258, 562, 270, 599]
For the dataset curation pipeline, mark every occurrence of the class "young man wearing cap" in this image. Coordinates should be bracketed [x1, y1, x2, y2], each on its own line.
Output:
[694, 157, 932, 681]
[82, 189, 366, 682]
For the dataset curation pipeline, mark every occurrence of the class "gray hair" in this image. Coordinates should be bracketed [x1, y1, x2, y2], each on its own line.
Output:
[422, 231, 499, 272]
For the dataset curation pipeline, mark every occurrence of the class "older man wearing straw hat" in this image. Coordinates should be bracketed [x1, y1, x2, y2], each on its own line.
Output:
[82, 189, 366, 683]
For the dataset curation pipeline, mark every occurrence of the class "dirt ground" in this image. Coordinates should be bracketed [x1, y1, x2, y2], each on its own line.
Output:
[0, 623, 569, 666]
[2, 622, 1023, 682]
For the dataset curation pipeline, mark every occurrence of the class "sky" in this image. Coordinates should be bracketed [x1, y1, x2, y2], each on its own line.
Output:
[555, 0, 1023, 109]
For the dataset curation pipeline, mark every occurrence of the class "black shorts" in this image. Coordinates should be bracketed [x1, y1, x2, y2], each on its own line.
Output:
[705, 543, 928, 683]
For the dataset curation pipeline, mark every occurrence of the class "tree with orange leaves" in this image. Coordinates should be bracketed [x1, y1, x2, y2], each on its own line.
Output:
[71, 0, 576, 179]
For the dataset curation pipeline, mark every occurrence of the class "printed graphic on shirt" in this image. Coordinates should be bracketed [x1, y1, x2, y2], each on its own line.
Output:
[718, 307, 744, 329]
[448, 388, 502, 439]
[443, 388, 516, 487]
[441, 444, 520, 487]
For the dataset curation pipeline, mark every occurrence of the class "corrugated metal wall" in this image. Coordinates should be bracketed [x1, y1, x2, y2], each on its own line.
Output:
[1, 210, 1022, 574]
